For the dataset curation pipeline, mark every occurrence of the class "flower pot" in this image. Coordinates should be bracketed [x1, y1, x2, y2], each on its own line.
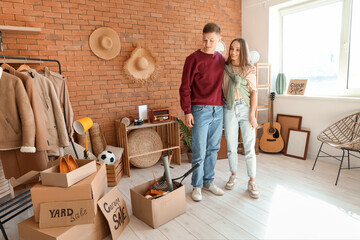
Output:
[276, 73, 286, 95]
[186, 152, 192, 163]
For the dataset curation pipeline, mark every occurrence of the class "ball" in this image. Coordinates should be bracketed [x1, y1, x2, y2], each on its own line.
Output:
[97, 150, 116, 165]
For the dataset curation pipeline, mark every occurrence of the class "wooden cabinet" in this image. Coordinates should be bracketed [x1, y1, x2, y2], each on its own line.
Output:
[115, 120, 181, 177]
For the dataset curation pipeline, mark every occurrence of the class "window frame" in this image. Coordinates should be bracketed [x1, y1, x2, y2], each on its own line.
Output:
[277, 0, 359, 97]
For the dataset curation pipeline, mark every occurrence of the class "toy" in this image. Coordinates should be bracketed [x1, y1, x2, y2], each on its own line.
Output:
[97, 150, 116, 165]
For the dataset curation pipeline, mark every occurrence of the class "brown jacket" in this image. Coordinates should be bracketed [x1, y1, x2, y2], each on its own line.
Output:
[0, 72, 36, 152]
[43, 67, 74, 138]
[7, 66, 49, 151]
[27, 70, 69, 156]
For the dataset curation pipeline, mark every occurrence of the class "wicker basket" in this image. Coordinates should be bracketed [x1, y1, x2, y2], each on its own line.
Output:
[89, 123, 107, 157]
[128, 128, 163, 168]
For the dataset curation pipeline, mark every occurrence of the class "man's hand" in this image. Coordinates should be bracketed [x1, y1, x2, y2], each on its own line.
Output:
[185, 113, 194, 128]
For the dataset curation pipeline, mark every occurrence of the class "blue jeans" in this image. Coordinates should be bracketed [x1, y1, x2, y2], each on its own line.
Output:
[224, 99, 256, 177]
[191, 105, 223, 187]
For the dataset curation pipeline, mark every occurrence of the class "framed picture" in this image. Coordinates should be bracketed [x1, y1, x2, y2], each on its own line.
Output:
[285, 129, 310, 160]
[276, 114, 302, 153]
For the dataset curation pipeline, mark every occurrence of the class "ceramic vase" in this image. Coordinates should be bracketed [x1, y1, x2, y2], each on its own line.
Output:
[276, 73, 286, 94]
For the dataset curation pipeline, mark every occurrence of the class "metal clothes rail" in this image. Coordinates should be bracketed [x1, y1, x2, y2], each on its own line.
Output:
[0, 55, 79, 158]
[0, 55, 62, 74]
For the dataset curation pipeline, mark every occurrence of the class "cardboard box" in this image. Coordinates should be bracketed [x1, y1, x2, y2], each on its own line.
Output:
[98, 187, 130, 239]
[18, 210, 110, 240]
[130, 180, 186, 228]
[31, 163, 107, 223]
[41, 159, 97, 188]
[39, 199, 95, 228]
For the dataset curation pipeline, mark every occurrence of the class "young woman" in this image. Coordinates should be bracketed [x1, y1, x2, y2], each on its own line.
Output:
[222, 38, 259, 199]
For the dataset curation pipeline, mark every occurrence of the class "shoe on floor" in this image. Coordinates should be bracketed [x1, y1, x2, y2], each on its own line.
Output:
[203, 182, 224, 196]
[248, 180, 259, 199]
[225, 175, 238, 190]
[192, 187, 202, 202]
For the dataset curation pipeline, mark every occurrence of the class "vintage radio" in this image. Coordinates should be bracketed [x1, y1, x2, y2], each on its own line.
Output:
[150, 108, 171, 123]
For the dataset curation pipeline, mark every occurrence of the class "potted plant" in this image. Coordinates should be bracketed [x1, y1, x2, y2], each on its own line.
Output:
[175, 118, 192, 162]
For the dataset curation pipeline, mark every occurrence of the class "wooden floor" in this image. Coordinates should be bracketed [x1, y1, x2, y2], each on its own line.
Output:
[3, 153, 360, 239]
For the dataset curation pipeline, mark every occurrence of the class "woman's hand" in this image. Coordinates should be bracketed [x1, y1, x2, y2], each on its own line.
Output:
[249, 114, 258, 130]
[185, 113, 194, 128]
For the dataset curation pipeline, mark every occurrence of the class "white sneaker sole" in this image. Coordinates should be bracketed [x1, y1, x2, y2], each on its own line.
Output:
[203, 187, 224, 196]
[248, 191, 259, 199]
[225, 183, 235, 190]
[192, 197, 202, 202]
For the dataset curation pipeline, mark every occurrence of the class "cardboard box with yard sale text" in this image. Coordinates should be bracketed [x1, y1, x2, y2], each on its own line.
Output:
[130, 180, 186, 228]
[18, 208, 110, 240]
[31, 162, 107, 226]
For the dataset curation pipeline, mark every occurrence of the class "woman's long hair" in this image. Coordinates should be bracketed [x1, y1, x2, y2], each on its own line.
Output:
[226, 38, 251, 75]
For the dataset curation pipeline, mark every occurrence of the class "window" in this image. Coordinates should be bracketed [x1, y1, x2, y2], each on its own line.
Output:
[348, 0, 360, 89]
[279, 0, 359, 96]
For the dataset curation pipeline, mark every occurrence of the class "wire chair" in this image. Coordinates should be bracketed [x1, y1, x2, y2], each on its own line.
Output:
[312, 112, 360, 185]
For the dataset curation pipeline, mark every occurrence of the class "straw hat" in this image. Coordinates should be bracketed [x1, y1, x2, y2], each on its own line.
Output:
[89, 27, 121, 60]
[124, 44, 158, 83]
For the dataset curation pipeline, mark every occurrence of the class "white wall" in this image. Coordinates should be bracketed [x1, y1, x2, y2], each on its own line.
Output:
[242, 0, 360, 158]
[275, 95, 359, 158]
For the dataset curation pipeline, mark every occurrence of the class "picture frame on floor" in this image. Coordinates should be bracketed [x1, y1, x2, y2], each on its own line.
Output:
[276, 114, 302, 153]
[285, 129, 310, 160]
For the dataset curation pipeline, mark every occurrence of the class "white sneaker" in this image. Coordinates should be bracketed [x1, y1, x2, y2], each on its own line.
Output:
[203, 182, 224, 196]
[248, 180, 259, 199]
[192, 187, 202, 202]
[225, 175, 238, 190]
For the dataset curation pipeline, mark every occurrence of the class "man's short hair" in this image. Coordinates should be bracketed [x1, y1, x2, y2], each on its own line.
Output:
[203, 23, 221, 35]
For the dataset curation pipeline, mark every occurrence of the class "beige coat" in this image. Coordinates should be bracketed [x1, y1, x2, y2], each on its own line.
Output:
[43, 67, 74, 138]
[7, 66, 49, 151]
[27, 70, 69, 156]
[0, 72, 36, 152]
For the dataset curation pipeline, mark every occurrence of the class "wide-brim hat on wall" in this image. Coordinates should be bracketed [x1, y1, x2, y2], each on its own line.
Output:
[124, 44, 158, 83]
[89, 27, 121, 60]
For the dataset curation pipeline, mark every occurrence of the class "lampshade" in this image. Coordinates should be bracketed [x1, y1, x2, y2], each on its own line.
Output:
[250, 51, 260, 65]
[73, 117, 93, 135]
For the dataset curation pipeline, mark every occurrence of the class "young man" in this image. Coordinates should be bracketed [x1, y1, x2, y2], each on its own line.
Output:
[179, 23, 225, 202]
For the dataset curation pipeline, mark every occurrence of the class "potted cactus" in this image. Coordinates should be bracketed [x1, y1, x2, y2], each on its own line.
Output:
[175, 118, 192, 162]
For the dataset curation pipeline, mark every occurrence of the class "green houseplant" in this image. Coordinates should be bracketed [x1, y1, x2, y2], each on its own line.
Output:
[175, 118, 192, 162]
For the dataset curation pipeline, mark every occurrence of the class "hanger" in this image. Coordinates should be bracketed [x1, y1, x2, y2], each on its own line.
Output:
[35, 60, 45, 72]
[17, 59, 31, 72]
[0, 57, 12, 71]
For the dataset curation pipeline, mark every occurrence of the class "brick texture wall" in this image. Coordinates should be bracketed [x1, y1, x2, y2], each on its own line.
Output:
[0, 0, 241, 146]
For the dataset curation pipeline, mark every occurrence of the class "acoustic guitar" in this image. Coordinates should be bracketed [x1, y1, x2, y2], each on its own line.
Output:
[260, 92, 284, 153]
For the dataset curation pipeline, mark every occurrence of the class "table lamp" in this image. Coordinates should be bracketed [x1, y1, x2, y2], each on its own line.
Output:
[73, 117, 93, 159]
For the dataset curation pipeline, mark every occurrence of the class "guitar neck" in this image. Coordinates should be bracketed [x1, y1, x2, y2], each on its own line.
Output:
[270, 98, 274, 129]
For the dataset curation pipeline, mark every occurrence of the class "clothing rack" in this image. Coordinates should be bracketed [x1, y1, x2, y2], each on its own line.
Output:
[0, 55, 62, 74]
[0, 55, 79, 158]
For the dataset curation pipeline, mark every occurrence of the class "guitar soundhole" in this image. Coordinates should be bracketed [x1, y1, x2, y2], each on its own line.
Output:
[268, 128, 280, 139]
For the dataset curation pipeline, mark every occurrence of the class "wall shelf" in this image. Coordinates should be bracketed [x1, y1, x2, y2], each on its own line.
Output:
[0, 25, 41, 34]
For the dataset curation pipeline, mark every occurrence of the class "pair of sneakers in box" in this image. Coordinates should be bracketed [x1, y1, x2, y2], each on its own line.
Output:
[192, 176, 259, 201]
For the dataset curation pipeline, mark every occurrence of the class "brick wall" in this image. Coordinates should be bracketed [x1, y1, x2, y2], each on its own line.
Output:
[0, 0, 242, 146]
